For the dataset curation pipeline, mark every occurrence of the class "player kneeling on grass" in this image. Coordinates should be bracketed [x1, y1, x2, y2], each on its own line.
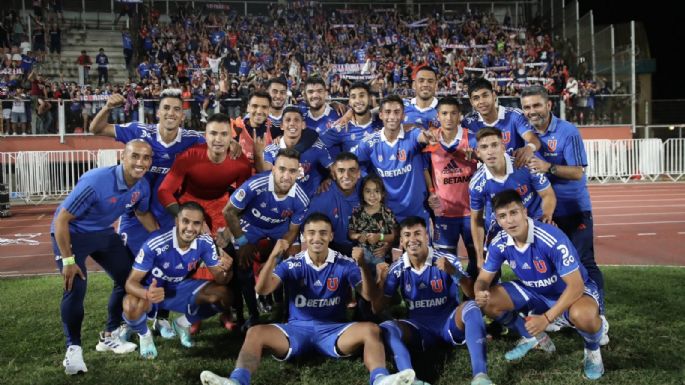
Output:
[200, 213, 415, 385]
[122, 202, 234, 359]
[474, 190, 606, 380]
[374, 217, 492, 385]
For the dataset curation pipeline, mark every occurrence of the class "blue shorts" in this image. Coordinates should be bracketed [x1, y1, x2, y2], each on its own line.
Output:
[271, 320, 356, 361]
[240, 218, 286, 244]
[148, 279, 210, 318]
[433, 216, 473, 249]
[502, 279, 603, 320]
[400, 309, 466, 350]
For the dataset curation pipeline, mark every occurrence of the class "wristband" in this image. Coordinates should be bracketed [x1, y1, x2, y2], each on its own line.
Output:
[543, 312, 553, 323]
[61, 256, 76, 266]
[379, 233, 385, 242]
[526, 142, 537, 151]
[233, 234, 248, 248]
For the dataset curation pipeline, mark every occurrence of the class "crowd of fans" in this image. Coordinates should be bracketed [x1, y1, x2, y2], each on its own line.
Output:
[0, 1, 624, 135]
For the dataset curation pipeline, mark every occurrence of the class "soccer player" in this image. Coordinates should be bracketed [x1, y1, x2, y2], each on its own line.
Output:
[158, 113, 251, 237]
[89, 89, 204, 255]
[52, 140, 158, 375]
[199, 213, 416, 385]
[520, 86, 607, 335]
[425, 97, 479, 275]
[223, 148, 310, 327]
[307, 151, 362, 256]
[375, 217, 492, 385]
[256, 106, 333, 196]
[232, 91, 279, 165]
[122, 202, 233, 359]
[462, 78, 541, 167]
[469, 127, 556, 270]
[353, 95, 435, 224]
[303, 76, 342, 137]
[320, 82, 383, 156]
[266, 77, 288, 133]
[403, 66, 440, 130]
[474, 190, 606, 380]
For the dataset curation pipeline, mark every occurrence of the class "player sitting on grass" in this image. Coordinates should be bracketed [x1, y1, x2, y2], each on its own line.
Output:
[200, 213, 416, 385]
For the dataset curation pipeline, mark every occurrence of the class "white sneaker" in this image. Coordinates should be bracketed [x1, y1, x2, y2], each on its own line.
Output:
[545, 315, 572, 332]
[599, 315, 610, 346]
[63, 345, 88, 375]
[583, 348, 605, 380]
[373, 369, 416, 385]
[200, 370, 240, 385]
[95, 332, 137, 354]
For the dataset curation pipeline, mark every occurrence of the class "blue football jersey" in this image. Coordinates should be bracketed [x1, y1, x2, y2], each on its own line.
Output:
[353, 128, 428, 221]
[115, 122, 204, 230]
[273, 249, 362, 323]
[461, 105, 533, 154]
[267, 111, 283, 134]
[384, 248, 467, 323]
[403, 97, 439, 130]
[320, 115, 383, 156]
[533, 115, 592, 216]
[132, 228, 219, 296]
[230, 172, 309, 235]
[484, 218, 591, 299]
[264, 137, 333, 197]
[305, 104, 342, 137]
[469, 153, 551, 225]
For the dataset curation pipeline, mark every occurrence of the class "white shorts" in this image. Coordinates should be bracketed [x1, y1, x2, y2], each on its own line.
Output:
[2, 109, 10, 120]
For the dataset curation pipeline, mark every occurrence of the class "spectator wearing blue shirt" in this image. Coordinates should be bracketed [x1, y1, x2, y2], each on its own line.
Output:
[138, 58, 150, 80]
[122, 202, 233, 359]
[122, 30, 133, 68]
[51, 140, 159, 375]
[95, 48, 109, 86]
[307, 151, 362, 257]
[521, 86, 606, 330]
[475, 190, 606, 380]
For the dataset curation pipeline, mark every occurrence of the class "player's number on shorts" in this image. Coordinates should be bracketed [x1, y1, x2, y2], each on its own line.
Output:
[557, 244, 575, 266]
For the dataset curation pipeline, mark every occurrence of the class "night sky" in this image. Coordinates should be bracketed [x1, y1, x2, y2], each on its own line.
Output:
[578, 2, 682, 99]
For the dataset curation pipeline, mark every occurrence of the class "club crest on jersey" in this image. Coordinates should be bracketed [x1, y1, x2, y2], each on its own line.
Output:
[430, 279, 444, 293]
[235, 189, 246, 202]
[501, 131, 511, 144]
[516, 184, 529, 196]
[130, 191, 141, 204]
[547, 139, 558, 152]
[281, 209, 293, 218]
[533, 260, 548, 273]
[398, 149, 407, 162]
[187, 261, 198, 271]
[326, 277, 339, 291]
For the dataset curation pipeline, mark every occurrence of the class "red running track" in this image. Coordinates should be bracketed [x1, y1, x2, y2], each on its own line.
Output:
[1, 183, 684, 277]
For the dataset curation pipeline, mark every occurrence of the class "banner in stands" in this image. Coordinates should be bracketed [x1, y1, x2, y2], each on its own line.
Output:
[206, 3, 231, 11]
[331, 63, 376, 75]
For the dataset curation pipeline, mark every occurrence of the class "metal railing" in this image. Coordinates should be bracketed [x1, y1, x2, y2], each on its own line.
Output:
[1, 139, 683, 204]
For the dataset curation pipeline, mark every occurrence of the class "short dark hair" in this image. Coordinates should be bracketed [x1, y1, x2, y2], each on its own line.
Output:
[248, 90, 272, 104]
[415, 66, 438, 78]
[520, 85, 550, 101]
[437, 96, 461, 111]
[282, 105, 303, 118]
[304, 76, 327, 89]
[178, 201, 206, 219]
[266, 77, 288, 90]
[491, 189, 523, 211]
[349, 82, 370, 94]
[303, 212, 333, 229]
[475, 126, 503, 143]
[275, 147, 300, 162]
[468, 77, 494, 97]
[379, 94, 404, 110]
[206, 112, 230, 125]
[398, 216, 427, 231]
[334, 151, 359, 164]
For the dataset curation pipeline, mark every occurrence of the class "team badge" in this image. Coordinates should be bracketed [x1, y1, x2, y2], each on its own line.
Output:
[326, 277, 339, 291]
[547, 139, 558, 152]
[501, 131, 511, 144]
[516, 184, 529, 196]
[430, 279, 444, 293]
[510, 260, 517, 269]
[533, 260, 548, 273]
[398, 149, 407, 162]
[130, 191, 141, 204]
[235, 189, 246, 202]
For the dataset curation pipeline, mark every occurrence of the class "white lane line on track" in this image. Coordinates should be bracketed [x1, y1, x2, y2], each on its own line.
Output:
[596, 235, 616, 238]
[637, 233, 657, 236]
[594, 212, 685, 217]
[592, 198, 685, 203]
[0, 253, 53, 259]
[593, 204, 685, 209]
[595, 220, 685, 226]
